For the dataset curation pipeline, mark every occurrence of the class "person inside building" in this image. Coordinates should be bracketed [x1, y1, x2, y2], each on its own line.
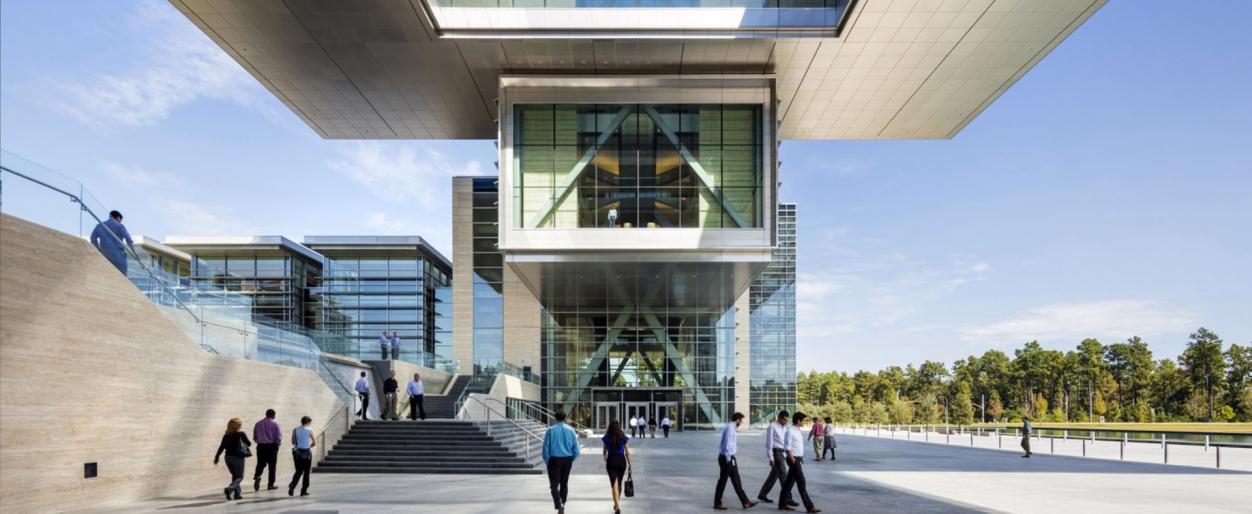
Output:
[383, 370, 399, 420]
[390, 330, 401, 360]
[821, 417, 836, 461]
[251, 409, 281, 491]
[289, 415, 316, 497]
[407, 372, 426, 420]
[661, 413, 672, 438]
[714, 412, 758, 510]
[779, 412, 819, 512]
[601, 419, 632, 514]
[543, 410, 581, 514]
[214, 417, 252, 501]
[807, 416, 824, 461]
[355, 371, 371, 420]
[756, 410, 790, 506]
[89, 209, 134, 275]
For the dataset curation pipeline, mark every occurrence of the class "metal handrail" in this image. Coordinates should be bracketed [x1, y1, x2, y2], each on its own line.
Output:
[503, 397, 590, 433]
[460, 395, 545, 463]
[314, 401, 353, 464]
[1, 164, 202, 323]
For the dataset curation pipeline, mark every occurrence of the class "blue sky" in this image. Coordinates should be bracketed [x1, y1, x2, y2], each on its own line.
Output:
[2, 1, 1248, 373]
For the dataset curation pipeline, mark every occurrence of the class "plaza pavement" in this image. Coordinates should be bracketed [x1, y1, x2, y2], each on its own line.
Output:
[84, 429, 1251, 514]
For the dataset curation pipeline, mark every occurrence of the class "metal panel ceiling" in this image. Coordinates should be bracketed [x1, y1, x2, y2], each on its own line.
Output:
[169, 0, 1106, 140]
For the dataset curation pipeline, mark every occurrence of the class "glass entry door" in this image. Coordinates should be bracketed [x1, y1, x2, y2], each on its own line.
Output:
[594, 402, 619, 430]
[625, 402, 651, 427]
[654, 401, 679, 430]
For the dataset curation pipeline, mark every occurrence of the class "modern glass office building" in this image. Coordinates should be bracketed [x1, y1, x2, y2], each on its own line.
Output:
[174, 0, 1107, 427]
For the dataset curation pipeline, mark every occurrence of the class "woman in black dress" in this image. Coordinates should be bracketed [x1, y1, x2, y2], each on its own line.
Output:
[214, 417, 252, 500]
[601, 420, 633, 514]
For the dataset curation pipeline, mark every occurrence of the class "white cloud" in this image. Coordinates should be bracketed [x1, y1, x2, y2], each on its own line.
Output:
[969, 262, 992, 274]
[957, 299, 1197, 346]
[806, 158, 875, 177]
[51, 0, 279, 127]
[100, 161, 183, 186]
[160, 201, 251, 236]
[329, 142, 483, 206]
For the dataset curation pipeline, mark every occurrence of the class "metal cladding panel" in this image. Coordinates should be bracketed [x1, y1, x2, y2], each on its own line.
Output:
[170, 0, 1106, 140]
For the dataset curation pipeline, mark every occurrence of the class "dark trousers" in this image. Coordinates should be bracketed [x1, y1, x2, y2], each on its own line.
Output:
[780, 457, 814, 510]
[391, 346, 399, 360]
[1021, 436, 1032, 455]
[663, 425, 670, 438]
[289, 449, 312, 494]
[631, 425, 638, 438]
[715, 455, 751, 505]
[410, 394, 426, 420]
[253, 443, 278, 487]
[822, 436, 836, 460]
[224, 454, 245, 494]
[547, 456, 574, 509]
[758, 449, 789, 501]
[358, 392, 370, 420]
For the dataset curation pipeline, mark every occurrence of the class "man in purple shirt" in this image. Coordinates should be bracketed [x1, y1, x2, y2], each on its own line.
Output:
[252, 409, 282, 491]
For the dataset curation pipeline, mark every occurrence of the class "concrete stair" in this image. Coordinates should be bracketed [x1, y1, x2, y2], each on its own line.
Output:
[407, 375, 473, 419]
[316, 420, 544, 474]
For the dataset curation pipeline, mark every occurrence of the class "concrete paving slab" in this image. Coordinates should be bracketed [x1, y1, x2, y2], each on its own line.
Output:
[82, 430, 1250, 514]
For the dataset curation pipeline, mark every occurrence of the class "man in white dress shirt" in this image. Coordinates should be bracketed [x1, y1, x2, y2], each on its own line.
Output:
[407, 373, 426, 420]
[354, 371, 371, 420]
[756, 410, 792, 506]
[779, 412, 820, 513]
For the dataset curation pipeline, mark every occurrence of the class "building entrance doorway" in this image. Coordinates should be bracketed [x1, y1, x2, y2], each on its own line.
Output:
[625, 402, 650, 432]
[594, 402, 619, 430]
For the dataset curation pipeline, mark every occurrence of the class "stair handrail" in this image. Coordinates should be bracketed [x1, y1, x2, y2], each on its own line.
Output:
[314, 400, 353, 464]
[1, 163, 203, 325]
[459, 395, 545, 463]
[482, 396, 589, 434]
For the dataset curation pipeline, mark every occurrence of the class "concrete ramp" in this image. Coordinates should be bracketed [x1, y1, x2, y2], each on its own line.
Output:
[0, 214, 345, 512]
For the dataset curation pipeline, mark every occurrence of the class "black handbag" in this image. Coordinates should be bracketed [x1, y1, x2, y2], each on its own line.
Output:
[238, 436, 252, 457]
[624, 471, 634, 498]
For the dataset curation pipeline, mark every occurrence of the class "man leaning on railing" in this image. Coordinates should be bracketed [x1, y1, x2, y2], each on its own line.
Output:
[90, 210, 134, 274]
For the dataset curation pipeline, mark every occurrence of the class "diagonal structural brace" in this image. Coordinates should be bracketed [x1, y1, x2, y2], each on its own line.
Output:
[641, 106, 751, 229]
[526, 105, 633, 228]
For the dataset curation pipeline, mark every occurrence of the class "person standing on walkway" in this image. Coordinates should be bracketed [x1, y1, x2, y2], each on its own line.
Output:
[648, 415, 658, 438]
[390, 331, 401, 360]
[637, 416, 647, 439]
[779, 412, 819, 513]
[378, 331, 390, 360]
[355, 371, 371, 420]
[1020, 416, 1033, 458]
[251, 409, 281, 491]
[661, 413, 672, 438]
[214, 417, 252, 501]
[383, 370, 399, 420]
[89, 210, 134, 275]
[407, 373, 426, 420]
[714, 412, 758, 510]
[807, 417, 824, 461]
[289, 415, 316, 497]
[629, 415, 639, 438]
[543, 410, 581, 514]
[821, 417, 836, 461]
[756, 410, 791, 506]
[601, 419, 632, 514]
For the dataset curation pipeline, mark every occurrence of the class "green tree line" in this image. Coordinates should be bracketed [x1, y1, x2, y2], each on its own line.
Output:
[798, 327, 1252, 424]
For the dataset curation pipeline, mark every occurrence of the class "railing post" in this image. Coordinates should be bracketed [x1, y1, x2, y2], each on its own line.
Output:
[1050, 437, 1054, 454]
[1164, 442, 1169, 464]
[970, 433, 975, 447]
[998, 429, 1002, 449]
[1063, 429, 1068, 441]
[1119, 440, 1124, 460]
[1204, 434, 1210, 452]
[1160, 433, 1166, 450]
[487, 406, 491, 437]
[1081, 439, 1086, 457]
[1216, 446, 1221, 469]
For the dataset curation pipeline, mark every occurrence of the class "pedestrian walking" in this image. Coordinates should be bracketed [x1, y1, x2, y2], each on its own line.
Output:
[637, 416, 647, 439]
[602, 420, 632, 514]
[714, 412, 758, 510]
[378, 330, 390, 360]
[821, 417, 836, 461]
[214, 417, 252, 501]
[1020, 416, 1033, 458]
[661, 414, 672, 438]
[407, 373, 426, 420]
[251, 409, 281, 491]
[355, 371, 371, 420]
[288, 415, 315, 497]
[89, 210, 134, 275]
[807, 417, 824, 461]
[629, 416, 639, 438]
[543, 410, 581, 514]
[390, 331, 401, 360]
[648, 416, 658, 438]
[383, 370, 399, 420]
[779, 412, 819, 512]
[756, 410, 791, 506]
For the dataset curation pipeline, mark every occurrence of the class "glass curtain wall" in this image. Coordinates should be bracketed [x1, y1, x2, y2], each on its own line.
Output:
[433, 287, 454, 362]
[472, 177, 505, 374]
[514, 104, 762, 230]
[749, 202, 797, 424]
[314, 256, 427, 359]
[190, 253, 320, 327]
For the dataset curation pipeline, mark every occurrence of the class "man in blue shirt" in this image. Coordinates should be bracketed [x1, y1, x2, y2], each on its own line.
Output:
[542, 410, 580, 513]
[715, 412, 757, 510]
[89, 210, 134, 275]
[354, 371, 370, 420]
[390, 331, 401, 360]
[1021, 416, 1033, 458]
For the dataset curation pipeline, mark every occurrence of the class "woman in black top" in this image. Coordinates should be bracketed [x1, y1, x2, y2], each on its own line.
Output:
[214, 417, 252, 501]
[601, 420, 632, 514]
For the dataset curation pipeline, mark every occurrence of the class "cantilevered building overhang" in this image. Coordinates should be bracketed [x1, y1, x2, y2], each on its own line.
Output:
[169, 0, 1106, 140]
